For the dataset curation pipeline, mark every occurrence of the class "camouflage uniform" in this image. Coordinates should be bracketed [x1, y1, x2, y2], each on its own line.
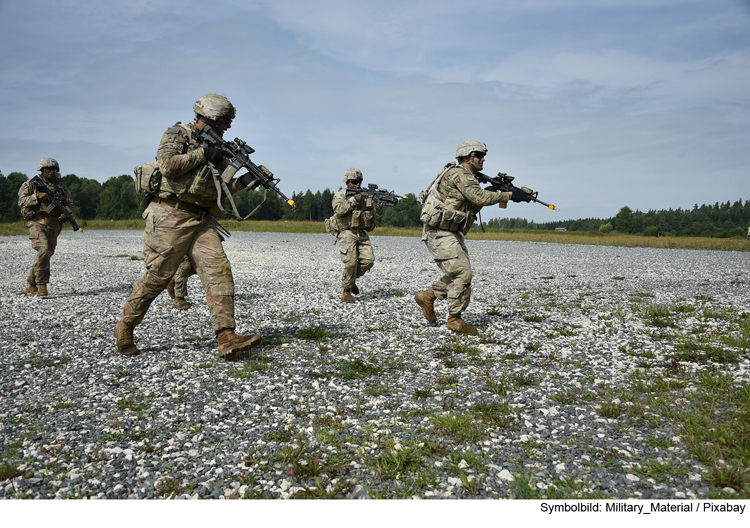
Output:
[120, 120, 245, 333]
[332, 187, 384, 292]
[420, 163, 510, 316]
[172, 256, 197, 299]
[18, 170, 74, 292]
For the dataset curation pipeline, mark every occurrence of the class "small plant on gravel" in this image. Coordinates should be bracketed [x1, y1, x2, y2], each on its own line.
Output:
[337, 357, 381, 379]
[0, 461, 20, 481]
[706, 465, 746, 492]
[669, 340, 737, 364]
[413, 388, 433, 399]
[431, 413, 485, 443]
[298, 326, 332, 341]
[373, 446, 424, 480]
[644, 436, 676, 449]
[155, 478, 195, 498]
[598, 403, 622, 418]
[524, 314, 545, 323]
[471, 401, 516, 429]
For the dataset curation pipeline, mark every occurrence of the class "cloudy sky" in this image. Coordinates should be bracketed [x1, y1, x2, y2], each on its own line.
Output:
[1, 0, 748, 222]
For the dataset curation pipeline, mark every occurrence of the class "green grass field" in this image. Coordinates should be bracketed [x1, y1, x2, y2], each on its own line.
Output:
[2, 219, 748, 251]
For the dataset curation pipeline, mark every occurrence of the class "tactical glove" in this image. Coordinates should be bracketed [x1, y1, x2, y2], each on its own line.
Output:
[58, 213, 68, 222]
[239, 172, 261, 189]
[511, 187, 532, 203]
[204, 146, 232, 165]
[37, 192, 49, 204]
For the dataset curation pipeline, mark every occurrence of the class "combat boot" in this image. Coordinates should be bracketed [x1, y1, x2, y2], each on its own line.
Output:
[216, 329, 261, 359]
[114, 320, 139, 356]
[447, 314, 478, 335]
[173, 297, 192, 310]
[351, 283, 359, 295]
[167, 278, 176, 299]
[26, 270, 37, 295]
[341, 289, 355, 303]
[414, 289, 437, 324]
[34, 284, 48, 297]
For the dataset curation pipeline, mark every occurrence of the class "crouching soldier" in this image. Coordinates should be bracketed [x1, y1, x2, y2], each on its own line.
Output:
[18, 158, 75, 297]
[330, 168, 384, 303]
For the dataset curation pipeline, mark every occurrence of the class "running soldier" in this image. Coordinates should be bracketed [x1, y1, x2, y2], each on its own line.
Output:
[331, 168, 384, 303]
[414, 140, 530, 334]
[114, 93, 262, 358]
[18, 158, 75, 297]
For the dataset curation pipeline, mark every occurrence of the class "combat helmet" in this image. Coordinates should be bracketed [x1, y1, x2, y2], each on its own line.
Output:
[37, 157, 60, 172]
[455, 140, 487, 159]
[194, 93, 236, 122]
[343, 168, 363, 183]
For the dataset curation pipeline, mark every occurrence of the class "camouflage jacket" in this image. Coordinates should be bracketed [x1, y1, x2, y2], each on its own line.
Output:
[331, 187, 384, 232]
[156, 121, 243, 214]
[18, 176, 74, 226]
[420, 163, 510, 234]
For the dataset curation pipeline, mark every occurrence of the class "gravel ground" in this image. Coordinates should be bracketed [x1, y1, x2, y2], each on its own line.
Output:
[0, 230, 748, 499]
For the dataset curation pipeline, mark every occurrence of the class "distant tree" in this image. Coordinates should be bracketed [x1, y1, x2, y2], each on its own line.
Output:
[96, 175, 139, 220]
[599, 222, 613, 233]
[614, 206, 635, 233]
[379, 193, 422, 227]
[0, 172, 28, 222]
[62, 174, 102, 220]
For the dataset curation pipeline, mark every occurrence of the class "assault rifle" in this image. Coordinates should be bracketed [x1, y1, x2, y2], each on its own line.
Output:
[475, 172, 557, 210]
[29, 175, 83, 231]
[197, 125, 295, 214]
[345, 183, 407, 207]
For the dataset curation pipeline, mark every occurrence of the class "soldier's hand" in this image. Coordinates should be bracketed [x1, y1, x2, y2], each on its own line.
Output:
[37, 192, 49, 204]
[58, 213, 68, 222]
[239, 172, 261, 189]
[510, 187, 531, 203]
[204, 146, 232, 165]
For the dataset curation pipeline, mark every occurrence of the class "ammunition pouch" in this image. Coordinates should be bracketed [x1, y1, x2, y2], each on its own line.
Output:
[134, 161, 162, 196]
[420, 197, 475, 235]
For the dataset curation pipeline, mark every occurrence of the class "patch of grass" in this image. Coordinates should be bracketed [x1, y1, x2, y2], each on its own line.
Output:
[297, 326, 332, 341]
[0, 461, 20, 481]
[155, 478, 195, 498]
[372, 446, 424, 480]
[337, 357, 382, 380]
[413, 388, 433, 399]
[472, 401, 516, 429]
[645, 436, 676, 449]
[431, 413, 485, 443]
[706, 465, 746, 492]
[230, 356, 274, 378]
[612, 276, 625, 281]
[669, 340, 737, 364]
[523, 314, 545, 323]
[598, 403, 623, 418]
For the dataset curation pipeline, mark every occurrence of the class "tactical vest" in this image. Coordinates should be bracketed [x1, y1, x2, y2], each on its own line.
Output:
[418, 163, 477, 235]
[156, 122, 222, 212]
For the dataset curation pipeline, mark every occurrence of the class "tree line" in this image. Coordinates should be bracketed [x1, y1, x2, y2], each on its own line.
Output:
[486, 201, 750, 238]
[1, 171, 747, 237]
[0, 171, 423, 226]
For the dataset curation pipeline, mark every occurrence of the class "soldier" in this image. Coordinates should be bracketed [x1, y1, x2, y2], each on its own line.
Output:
[17, 158, 75, 297]
[167, 257, 196, 310]
[414, 140, 530, 335]
[331, 168, 384, 303]
[114, 93, 262, 359]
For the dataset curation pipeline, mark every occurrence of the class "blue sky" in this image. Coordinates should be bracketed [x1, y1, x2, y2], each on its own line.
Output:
[1, 0, 748, 222]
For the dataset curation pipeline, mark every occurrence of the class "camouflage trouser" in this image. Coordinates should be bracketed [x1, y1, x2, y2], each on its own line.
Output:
[121, 202, 235, 332]
[173, 256, 197, 298]
[337, 229, 374, 290]
[422, 226, 472, 315]
[27, 219, 62, 285]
